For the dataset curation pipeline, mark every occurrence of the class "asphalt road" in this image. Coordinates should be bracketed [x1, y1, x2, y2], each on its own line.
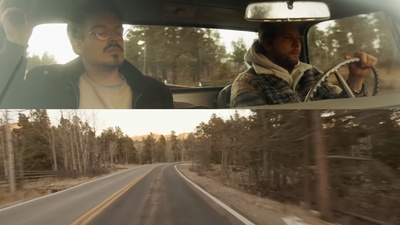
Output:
[0, 164, 251, 225]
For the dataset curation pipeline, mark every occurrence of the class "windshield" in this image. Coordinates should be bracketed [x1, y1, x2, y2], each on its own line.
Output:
[308, 11, 400, 95]
[27, 24, 257, 88]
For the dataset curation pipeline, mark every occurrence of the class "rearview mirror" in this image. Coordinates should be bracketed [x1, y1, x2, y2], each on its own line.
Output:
[245, 1, 330, 22]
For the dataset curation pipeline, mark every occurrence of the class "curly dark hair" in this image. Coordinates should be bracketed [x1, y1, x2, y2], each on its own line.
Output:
[258, 22, 302, 44]
[258, 22, 280, 44]
[66, 0, 123, 40]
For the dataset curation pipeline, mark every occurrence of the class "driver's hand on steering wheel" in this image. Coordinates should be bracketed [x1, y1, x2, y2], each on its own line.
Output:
[347, 51, 378, 77]
[1, 0, 34, 47]
[345, 51, 378, 92]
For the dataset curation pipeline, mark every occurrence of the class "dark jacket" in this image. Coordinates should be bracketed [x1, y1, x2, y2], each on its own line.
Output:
[0, 39, 174, 109]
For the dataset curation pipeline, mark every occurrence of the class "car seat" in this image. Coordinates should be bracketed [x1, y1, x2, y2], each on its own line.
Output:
[216, 84, 232, 108]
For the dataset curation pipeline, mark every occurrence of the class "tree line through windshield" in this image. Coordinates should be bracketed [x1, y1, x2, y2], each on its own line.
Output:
[1, 109, 399, 225]
[26, 11, 400, 91]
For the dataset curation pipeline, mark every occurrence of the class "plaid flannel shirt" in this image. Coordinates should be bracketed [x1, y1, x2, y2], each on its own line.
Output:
[230, 67, 366, 108]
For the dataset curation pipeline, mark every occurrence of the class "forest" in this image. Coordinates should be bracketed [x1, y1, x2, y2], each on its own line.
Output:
[1, 109, 399, 224]
[122, 11, 400, 88]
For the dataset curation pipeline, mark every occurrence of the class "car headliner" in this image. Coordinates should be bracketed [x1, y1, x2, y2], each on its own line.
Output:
[27, 0, 391, 31]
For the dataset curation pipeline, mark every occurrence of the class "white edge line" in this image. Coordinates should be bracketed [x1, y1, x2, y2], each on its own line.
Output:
[0, 165, 147, 212]
[175, 164, 256, 225]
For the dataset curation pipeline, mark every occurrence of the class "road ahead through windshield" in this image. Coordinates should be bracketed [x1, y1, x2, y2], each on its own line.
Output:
[0, 164, 252, 225]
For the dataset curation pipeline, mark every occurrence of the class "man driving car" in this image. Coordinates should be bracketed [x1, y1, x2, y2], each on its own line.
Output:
[230, 22, 378, 108]
[0, 0, 174, 109]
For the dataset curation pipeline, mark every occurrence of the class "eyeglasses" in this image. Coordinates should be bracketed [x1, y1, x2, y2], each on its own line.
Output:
[87, 26, 125, 41]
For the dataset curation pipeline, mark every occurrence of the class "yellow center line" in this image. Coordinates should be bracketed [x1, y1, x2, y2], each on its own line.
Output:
[71, 166, 156, 225]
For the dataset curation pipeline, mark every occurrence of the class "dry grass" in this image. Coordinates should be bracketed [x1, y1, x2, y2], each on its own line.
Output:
[0, 188, 43, 209]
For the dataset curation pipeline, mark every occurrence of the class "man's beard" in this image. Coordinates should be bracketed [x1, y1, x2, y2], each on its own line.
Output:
[279, 58, 297, 71]
[274, 52, 298, 72]
[103, 43, 124, 67]
[101, 55, 123, 70]
[112, 53, 121, 66]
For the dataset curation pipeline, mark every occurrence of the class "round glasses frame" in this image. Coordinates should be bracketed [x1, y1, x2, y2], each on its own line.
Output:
[87, 27, 126, 41]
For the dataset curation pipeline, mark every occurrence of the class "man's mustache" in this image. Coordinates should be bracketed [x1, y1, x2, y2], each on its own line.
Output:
[104, 44, 124, 53]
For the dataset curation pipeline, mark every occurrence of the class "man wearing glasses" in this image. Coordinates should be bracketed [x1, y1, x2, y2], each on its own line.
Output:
[0, 0, 174, 109]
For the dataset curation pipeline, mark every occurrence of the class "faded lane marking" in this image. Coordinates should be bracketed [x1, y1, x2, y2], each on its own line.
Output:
[71, 166, 156, 225]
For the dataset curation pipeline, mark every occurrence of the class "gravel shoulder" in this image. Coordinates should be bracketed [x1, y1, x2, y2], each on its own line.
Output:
[177, 163, 337, 225]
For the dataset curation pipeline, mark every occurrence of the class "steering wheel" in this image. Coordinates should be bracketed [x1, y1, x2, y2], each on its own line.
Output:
[304, 57, 379, 102]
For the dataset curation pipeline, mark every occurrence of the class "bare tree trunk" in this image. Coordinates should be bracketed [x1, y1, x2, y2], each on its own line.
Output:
[72, 124, 82, 173]
[221, 135, 229, 180]
[138, 146, 142, 165]
[0, 129, 8, 177]
[262, 148, 268, 181]
[71, 112, 83, 173]
[69, 122, 77, 172]
[102, 138, 106, 167]
[59, 111, 69, 173]
[221, 145, 226, 177]
[61, 129, 69, 172]
[92, 138, 98, 169]
[181, 146, 184, 162]
[274, 168, 280, 189]
[77, 125, 85, 173]
[125, 143, 128, 164]
[90, 110, 101, 169]
[169, 142, 173, 163]
[16, 136, 24, 190]
[50, 128, 58, 172]
[303, 137, 311, 209]
[124, 149, 128, 165]
[4, 111, 16, 193]
[109, 142, 117, 167]
[302, 111, 312, 209]
[310, 110, 331, 221]
[83, 134, 88, 173]
[261, 112, 269, 186]
[151, 145, 155, 164]
[166, 142, 171, 162]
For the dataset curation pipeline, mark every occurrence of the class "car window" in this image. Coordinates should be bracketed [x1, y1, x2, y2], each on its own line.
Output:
[308, 11, 400, 95]
[27, 24, 257, 88]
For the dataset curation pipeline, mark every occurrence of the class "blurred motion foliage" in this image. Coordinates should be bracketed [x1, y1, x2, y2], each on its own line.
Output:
[190, 109, 400, 224]
[308, 12, 400, 95]
[121, 11, 400, 90]
[124, 26, 248, 87]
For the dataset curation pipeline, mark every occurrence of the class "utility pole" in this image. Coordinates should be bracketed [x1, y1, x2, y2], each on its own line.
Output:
[3, 110, 16, 193]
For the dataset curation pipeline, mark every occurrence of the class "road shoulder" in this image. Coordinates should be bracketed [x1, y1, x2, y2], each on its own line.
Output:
[177, 163, 335, 225]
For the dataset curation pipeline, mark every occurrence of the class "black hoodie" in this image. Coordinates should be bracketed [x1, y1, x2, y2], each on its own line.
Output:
[0, 39, 174, 109]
